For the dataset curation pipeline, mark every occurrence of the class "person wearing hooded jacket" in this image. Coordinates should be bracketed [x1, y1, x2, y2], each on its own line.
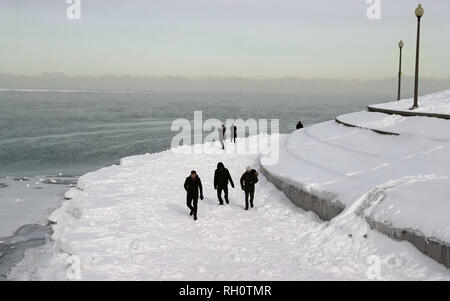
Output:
[214, 162, 235, 205]
[240, 166, 259, 210]
[184, 170, 203, 221]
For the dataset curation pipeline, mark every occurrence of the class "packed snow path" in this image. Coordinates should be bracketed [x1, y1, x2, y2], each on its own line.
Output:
[9, 137, 450, 280]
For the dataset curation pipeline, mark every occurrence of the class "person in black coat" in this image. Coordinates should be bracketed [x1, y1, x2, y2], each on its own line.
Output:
[184, 170, 203, 221]
[214, 162, 235, 205]
[240, 166, 259, 210]
[230, 124, 237, 143]
[296, 121, 304, 130]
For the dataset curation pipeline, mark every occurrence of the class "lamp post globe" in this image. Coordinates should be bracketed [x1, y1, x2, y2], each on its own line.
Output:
[415, 4, 424, 18]
[398, 40, 404, 49]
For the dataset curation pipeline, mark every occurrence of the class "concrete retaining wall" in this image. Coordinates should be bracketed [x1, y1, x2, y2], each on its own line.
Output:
[366, 217, 450, 268]
[260, 163, 450, 268]
[259, 165, 345, 221]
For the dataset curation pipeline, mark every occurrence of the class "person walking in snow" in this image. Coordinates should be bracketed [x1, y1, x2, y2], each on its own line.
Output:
[296, 120, 304, 130]
[218, 124, 225, 149]
[240, 166, 259, 210]
[184, 170, 204, 221]
[230, 123, 237, 143]
[214, 162, 235, 205]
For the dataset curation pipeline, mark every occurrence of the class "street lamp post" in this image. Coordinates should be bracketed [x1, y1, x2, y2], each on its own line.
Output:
[397, 40, 404, 101]
[411, 4, 424, 110]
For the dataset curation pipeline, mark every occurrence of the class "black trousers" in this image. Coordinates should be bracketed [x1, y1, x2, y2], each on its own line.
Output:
[217, 186, 229, 204]
[245, 187, 255, 209]
[186, 194, 198, 217]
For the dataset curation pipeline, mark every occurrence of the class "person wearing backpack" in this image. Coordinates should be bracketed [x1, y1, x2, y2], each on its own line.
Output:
[214, 162, 235, 205]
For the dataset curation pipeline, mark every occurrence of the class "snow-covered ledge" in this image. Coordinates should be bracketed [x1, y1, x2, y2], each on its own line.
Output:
[368, 89, 450, 120]
[366, 218, 450, 268]
[259, 164, 345, 221]
[261, 135, 450, 268]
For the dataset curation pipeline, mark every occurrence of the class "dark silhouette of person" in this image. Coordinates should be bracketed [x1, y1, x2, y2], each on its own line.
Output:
[230, 124, 237, 143]
[296, 121, 304, 130]
[184, 170, 203, 221]
[214, 162, 235, 205]
[240, 166, 259, 210]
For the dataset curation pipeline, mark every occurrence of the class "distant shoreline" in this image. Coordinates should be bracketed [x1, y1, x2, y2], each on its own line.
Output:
[0, 88, 177, 95]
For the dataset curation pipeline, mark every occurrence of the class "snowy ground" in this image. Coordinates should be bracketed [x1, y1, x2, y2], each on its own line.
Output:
[369, 89, 450, 115]
[8, 136, 450, 280]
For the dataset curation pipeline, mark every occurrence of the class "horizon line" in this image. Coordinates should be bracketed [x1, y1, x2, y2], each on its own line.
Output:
[2, 73, 450, 82]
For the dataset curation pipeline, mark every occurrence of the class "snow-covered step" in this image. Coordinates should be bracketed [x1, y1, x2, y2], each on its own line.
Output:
[368, 89, 450, 120]
[262, 98, 450, 268]
[264, 128, 450, 267]
[336, 110, 450, 142]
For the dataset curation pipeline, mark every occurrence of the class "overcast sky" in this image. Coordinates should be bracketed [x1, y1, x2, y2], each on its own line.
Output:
[1, 0, 450, 80]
